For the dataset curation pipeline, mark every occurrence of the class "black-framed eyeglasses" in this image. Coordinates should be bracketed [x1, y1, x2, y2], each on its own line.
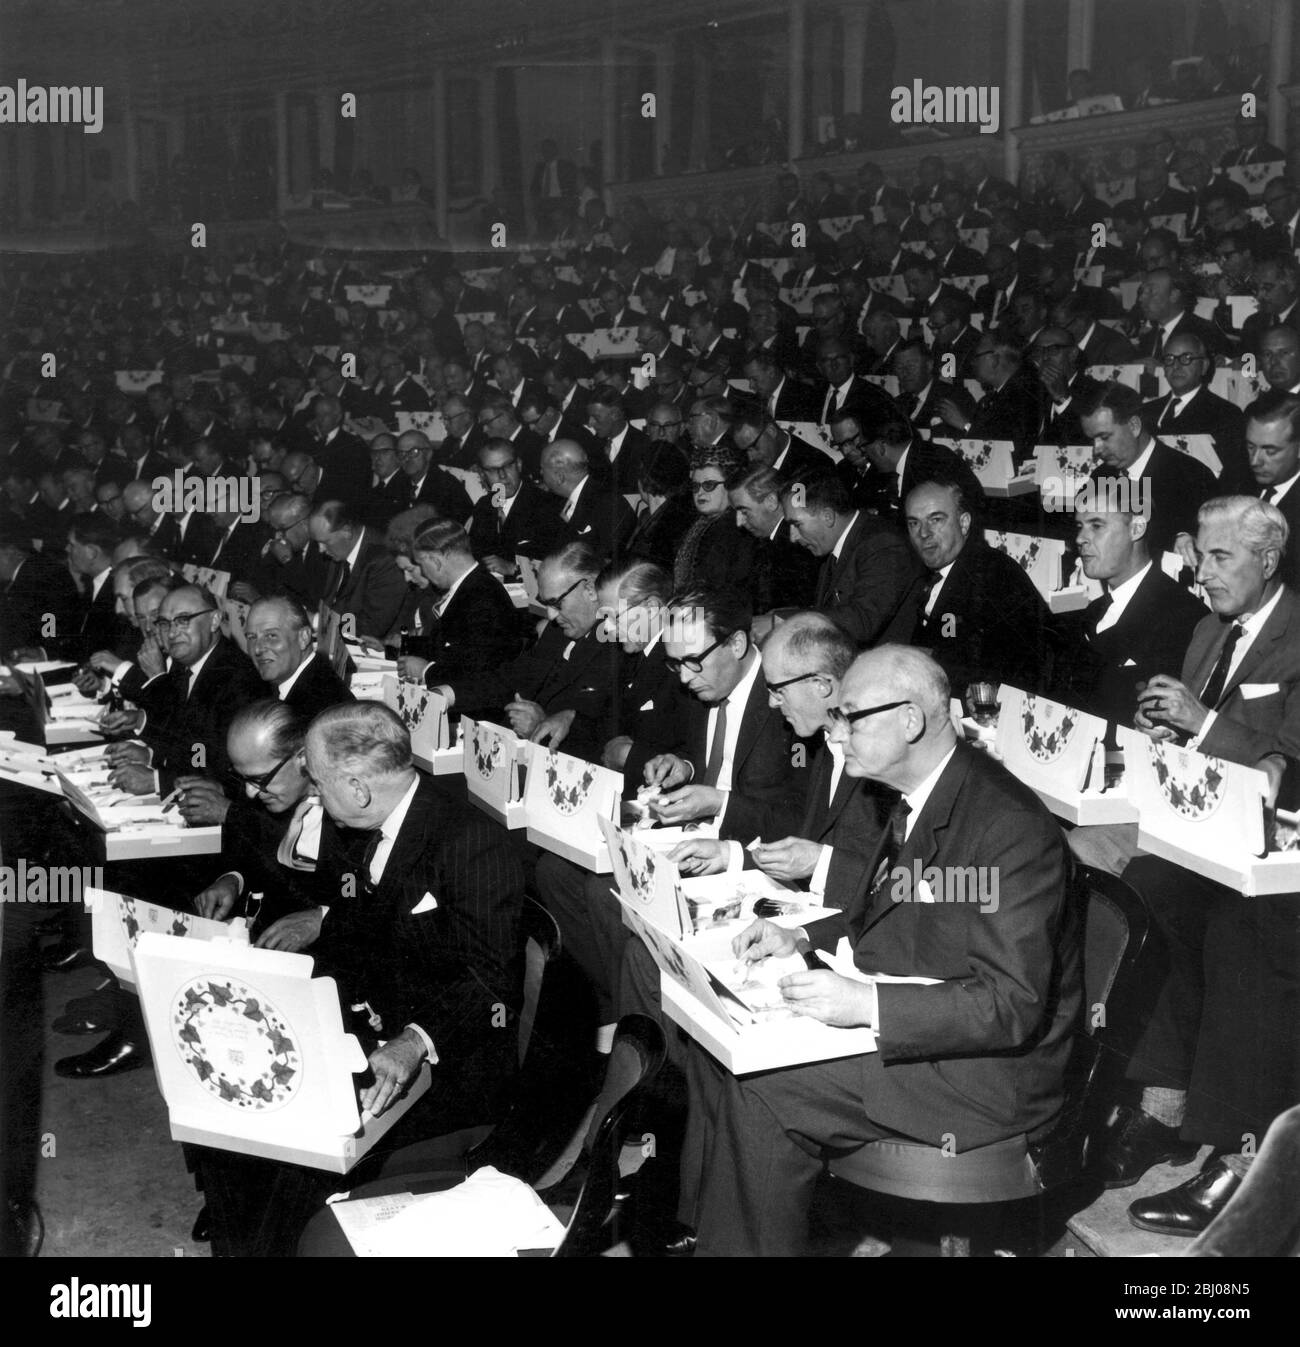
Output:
[647, 420, 681, 434]
[397, 446, 427, 459]
[154, 608, 216, 635]
[692, 478, 726, 492]
[1032, 342, 1075, 357]
[664, 632, 730, 675]
[827, 699, 909, 728]
[537, 575, 586, 610]
[1160, 353, 1205, 367]
[233, 747, 299, 795]
[765, 671, 830, 699]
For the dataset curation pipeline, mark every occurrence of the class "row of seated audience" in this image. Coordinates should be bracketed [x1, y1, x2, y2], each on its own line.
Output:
[1, 139, 1297, 1254]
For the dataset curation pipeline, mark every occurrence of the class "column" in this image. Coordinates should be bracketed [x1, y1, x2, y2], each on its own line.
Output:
[15, 129, 34, 226]
[1003, 0, 1026, 182]
[841, 5, 867, 117]
[1268, 0, 1293, 153]
[601, 35, 619, 188]
[689, 36, 709, 169]
[653, 42, 672, 175]
[274, 91, 290, 214]
[787, 0, 806, 160]
[50, 125, 66, 218]
[1066, 0, 1096, 74]
[317, 89, 336, 183]
[479, 69, 498, 198]
[122, 95, 140, 205]
[431, 66, 449, 239]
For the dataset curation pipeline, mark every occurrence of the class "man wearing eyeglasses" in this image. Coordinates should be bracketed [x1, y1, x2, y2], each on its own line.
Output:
[467, 438, 567, 574]
[677, 645, 1079, 1257]
[476, 394, 545, 481]
[1139, 332, 1252, 493]
[1240, 254, 1300, 358]
[637, 586, 808, 836]
[438, 394, 483, 471]
[1032, 326, 1104, 447]
[104, 582, 263, 808]
[742, 350, 818, 425]
[935, 334, 1047, 466]
[395, 429, 472, 525]
[434, 541, 620, 761]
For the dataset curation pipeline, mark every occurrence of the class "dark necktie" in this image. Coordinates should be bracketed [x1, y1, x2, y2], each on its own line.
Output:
[1150, 327, 1165, 361]
[1262, 484, 1281, 505]
[359, 827, 384, 894]
[1200, 621, 1244, 709]
[912, 571, 941, 641]
[331, 560, 352, 602]
[1087, 590, 1113, 641]
[703, 698, 729, 787]
[1158, 395, 1176, 427]
[867, 797, 912, 904]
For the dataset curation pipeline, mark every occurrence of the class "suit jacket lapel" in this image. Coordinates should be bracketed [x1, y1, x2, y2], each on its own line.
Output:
[1217, 594, 1294, 702]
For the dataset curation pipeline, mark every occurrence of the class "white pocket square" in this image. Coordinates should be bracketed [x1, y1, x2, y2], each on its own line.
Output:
[410, 891, 439, 914]
[1121, 658, 1136, 668]
[916, 879, 937, 904]
[638, 699, 655, 711]
[1240, 683, 1281, 699]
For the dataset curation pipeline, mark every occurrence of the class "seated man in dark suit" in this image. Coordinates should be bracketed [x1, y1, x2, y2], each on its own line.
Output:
[1239, 255, 1300, 357]
[585, 384, 652, 496]
[104, 581, 265, 803]
[308, 500, 407, 643]
[1098, 496, 1300, 1237]
[892, 338, 976, 439]
[732, 409, 829, 479]
[783, 470, 920, 646]
[365, 434, 411, 530]
[29, 513, 128, 661]
[244, 594, 354, 719]
[1055, 495, 1206, 723]
[727, 463, 819, 619]
[433, 540, 620, 763]
[1245, 390, 1300, 589]
[396, 430, 472, 525]
[467, 437, 567, 575]
[744, 349, 820, 425]
[1132, 268, 1227, 362]
[399, 519, 522, 688]
[889, 475, 1055, 694]
[626, 444, 696, 573]
[254, 491, 328, 607]
[933, 334, 1047, 464]
[855, 414, 985, 521]
[0, 529, 80, 658]
[674, 644, 1081, 1255]
[1141, 332, 1252, 493]
[1031, 326, 1104, 446]
[1080, 380, 1217, 561]
[541, 438, 636, 563]
[1052, 292, 1138, 367]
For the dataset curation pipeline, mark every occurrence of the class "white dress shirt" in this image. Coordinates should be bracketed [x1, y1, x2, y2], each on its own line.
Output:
[1094, 561, 1151, 634]
[1190, 584, 1285, 748]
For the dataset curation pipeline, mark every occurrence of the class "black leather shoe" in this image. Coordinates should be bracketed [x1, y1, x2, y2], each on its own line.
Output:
[1128, 1158, 1242, 1236]
[52, 1013, 118, 1036]
[662, 1223, 697, 1257]
[54, 1032, 150, 1079]
[191, 1207, 211, 1243]
[1097, 1104, 1198, 1188]
[41, 942, 93, 973]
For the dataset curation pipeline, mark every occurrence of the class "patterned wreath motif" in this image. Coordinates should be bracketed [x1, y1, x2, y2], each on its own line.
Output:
[172, 976, 301, 1111]
[990, 532, 1043, 576]
[622, 839, 658, 905]
[962, 440, 996, 472]
[1020, 695, 1078, 764]
[471, 724, 503, 779]
[544, 752, 596, 816]
[118, 896, 190, 947]
[1150, 740, 1226, 821]
[395, 683, 428, 735]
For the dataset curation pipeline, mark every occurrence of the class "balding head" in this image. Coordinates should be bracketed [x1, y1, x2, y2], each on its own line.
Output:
[540, 438, 589, 497]
[305, 702, 416, 830]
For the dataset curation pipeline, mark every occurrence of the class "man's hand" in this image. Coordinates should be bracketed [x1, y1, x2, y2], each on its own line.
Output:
[357, 635, 386, 654]
[778, 969, 875, 1027]
[194, 875, 241, 921]
[652, 784, 723, 825]
[1172, 532, 1198, 570]
[732, 917, 798, 964]
[108, 764, 156, 795]
[643, 753, 692, 790]
[936, 398, 971, 432]
[137, 635, 167, 680]
[531, 708, 575, 748]
[751, 836, 822, 882]
[1136, 675, 1208, 737]
[255, 908, 324, 952]
[362, 1028, 426, 1116]
[174, 776, 230, 826]
[228, 581, 260, 605]
[669, 838, 728, 875]
[87, 648, 125, 676]
[602, 734, 633, 771]
[10, 646, 47, 663]
[480, 554, 514, 578]
[100, 708, 145, 737]
[74, 666, 104, 697]
[431, 685, 454, 707]
[505, 695, 546, 738]
[105, 740, 149, 766]
[397, 655, 431, 683]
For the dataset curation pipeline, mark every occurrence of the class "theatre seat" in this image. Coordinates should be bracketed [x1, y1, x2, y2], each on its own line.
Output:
[298, 1014, 665, 1257]
[827, 866, 1152, 1255]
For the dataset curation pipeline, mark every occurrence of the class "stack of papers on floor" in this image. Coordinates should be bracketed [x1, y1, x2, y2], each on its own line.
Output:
[327, 1167, 567, 1256]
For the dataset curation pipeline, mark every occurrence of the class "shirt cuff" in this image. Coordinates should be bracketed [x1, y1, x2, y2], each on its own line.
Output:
[216, 870, 244, 896]
[1188, 710, 1217, 751]
[809, 845, 833, 896]
[405, 1022, 439, 1065]
[724, 841, 745, 873]
[715, 789, 730, 826]
[109, 663, 131, 688]
[865, 978, 880, 1032]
